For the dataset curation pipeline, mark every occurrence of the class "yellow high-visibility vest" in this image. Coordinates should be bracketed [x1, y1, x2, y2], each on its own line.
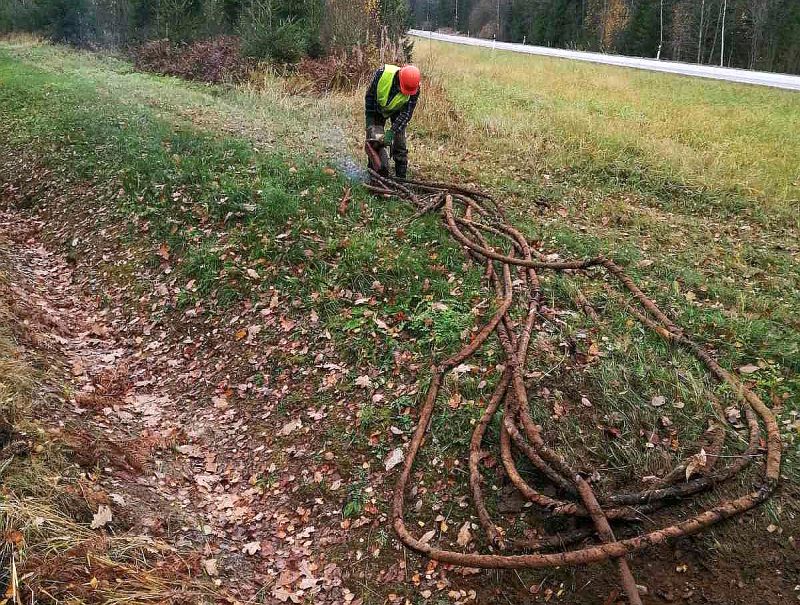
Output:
[377, 64, 410, 116]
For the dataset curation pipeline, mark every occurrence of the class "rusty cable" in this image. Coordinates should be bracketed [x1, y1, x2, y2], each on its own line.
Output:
[365, 171, 781, 601]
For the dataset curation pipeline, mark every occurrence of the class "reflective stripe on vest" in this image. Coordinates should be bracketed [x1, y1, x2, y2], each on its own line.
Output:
[377, 64, 410, 116]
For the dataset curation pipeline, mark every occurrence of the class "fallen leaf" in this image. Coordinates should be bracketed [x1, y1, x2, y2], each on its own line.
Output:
[202, 559, 219, 576]
[90, 505, 112, 529]
[272, 587, 302, 604]
[298, 576, 319, 590]
[419, 529, 436, 544]
[384, 447, 404, 471]
[355, 375, 373, 389]
[195, 474, 219, 490]
[176, 444, 203, 458]
[685, 448, 707, 480]
[651, 395, 666, 407]
[242, 541, 261, 555]
[338, 187, 352, 215]
[157, 243, 170, 260]
[457, 522, 472, 546]
[725, 406, 742, 425]
[277, 419, 302, 437]
[738, 364, 760, 375]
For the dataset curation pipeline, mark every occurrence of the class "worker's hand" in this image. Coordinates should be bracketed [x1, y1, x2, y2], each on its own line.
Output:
[384, 129, 394, 146]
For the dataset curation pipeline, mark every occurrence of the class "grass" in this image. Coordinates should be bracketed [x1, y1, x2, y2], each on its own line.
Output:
[0, 35, 798, 603]
[410, 38, 799, 478]
[412, 39, 800, 222]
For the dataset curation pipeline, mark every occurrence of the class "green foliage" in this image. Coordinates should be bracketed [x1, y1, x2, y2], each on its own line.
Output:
[0, 0, 95, 44]
[381, 0, 412, 39]
[240, 17, 309, 62]
[0, 0, 406, 65]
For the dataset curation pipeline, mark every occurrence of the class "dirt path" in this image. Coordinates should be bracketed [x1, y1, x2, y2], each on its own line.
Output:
[0, 210, 361, 604]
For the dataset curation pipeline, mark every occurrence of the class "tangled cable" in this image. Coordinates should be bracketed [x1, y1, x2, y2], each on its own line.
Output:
[365, 171, 781, 603]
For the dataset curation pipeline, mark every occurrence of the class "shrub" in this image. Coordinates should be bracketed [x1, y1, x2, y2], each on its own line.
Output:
[289, 46, 375, 93]
[288, 30, 412, 94]
[132, 36, 250, 83]
[241, 18, 309, 64]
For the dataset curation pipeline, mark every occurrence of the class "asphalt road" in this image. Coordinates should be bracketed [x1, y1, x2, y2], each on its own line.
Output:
[409, 29, 800, 92]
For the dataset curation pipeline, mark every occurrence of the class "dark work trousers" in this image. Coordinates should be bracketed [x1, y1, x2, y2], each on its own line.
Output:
[365, 113, 408, 178]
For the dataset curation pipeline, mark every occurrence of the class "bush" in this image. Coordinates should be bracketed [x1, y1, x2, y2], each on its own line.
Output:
[288, 31, 413, 94]
[240, 18, 310, 64]
[132, 36, 251, 83]
[289, 46, 375, 93]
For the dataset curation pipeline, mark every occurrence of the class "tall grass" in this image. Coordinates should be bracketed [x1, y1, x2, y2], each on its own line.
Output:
[413, 39, 800, 220]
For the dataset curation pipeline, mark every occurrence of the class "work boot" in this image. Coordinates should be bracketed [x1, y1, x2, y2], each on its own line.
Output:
[395, 162, 407, 180]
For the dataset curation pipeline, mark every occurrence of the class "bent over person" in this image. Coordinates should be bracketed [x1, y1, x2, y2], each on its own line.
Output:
[364, 64, 421, 179]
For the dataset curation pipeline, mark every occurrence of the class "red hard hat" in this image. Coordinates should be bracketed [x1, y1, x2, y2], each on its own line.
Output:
[399, 65, 421, 95]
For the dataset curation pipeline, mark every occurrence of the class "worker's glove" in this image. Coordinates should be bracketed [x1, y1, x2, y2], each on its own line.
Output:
[384, 129, 394, 146]
[366, 126, 383, 144]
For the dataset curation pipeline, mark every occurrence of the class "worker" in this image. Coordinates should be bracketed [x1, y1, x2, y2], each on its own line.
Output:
[364, 64, 421, 179]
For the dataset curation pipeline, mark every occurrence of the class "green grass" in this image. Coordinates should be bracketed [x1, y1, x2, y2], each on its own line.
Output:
[0, 36, 798, 603]
[409, 39, 799, 479]
[0, 44, 479, 331]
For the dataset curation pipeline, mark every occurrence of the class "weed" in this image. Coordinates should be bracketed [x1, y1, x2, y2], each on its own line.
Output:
[343, 470, 368, 519]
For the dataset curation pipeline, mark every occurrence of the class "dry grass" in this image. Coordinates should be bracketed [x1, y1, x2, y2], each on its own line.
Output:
[0, 32, 45, 47]
[412, 38, 800, 220]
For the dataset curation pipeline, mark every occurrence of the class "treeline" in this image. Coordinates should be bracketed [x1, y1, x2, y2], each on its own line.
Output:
[412, 0, 800, 74]
[0, 0, 411, 62]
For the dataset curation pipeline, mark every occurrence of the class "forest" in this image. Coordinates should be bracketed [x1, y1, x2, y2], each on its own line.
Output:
[2, 0, 799, 74]
[0, 0, 411, 63]
[413, 0, 800, 74]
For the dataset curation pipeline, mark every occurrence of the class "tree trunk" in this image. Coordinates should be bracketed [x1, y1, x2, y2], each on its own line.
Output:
[720, 0, 727, 66]
[697, 0, 705, 63]
[656, 0, 664, 59]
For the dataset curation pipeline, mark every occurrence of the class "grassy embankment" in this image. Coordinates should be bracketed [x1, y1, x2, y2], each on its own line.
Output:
[412, 39, 799, 481]
[0, 36, 797, 602]
[0, 38, 491, 601]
